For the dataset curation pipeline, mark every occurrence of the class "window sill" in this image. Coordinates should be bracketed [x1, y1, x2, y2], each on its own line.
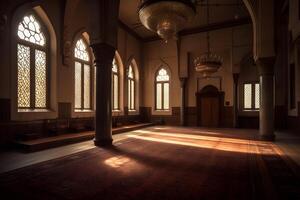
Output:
[128, 110, 139, 115]
[74, 109, 94, 113]
[152, 109, 172, 116]
[13, 108, 58, 121]
[18, 108, 52, 113]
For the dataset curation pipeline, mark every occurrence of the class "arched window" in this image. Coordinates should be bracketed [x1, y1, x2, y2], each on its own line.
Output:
[112, 58, 119, 110]
[127, 65, 135, 111]
[74, 38, 92, 110]
[155, 68, 170, 110]
[17, 14, 48, 109]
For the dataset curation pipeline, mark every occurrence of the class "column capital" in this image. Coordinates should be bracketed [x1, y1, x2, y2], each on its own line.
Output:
[232, 73, 239, 85]
[87, 0, 120, 47]
[256, 57, 275, 76]
[179, 77, 187, 87]
[90, 43, 116, 66]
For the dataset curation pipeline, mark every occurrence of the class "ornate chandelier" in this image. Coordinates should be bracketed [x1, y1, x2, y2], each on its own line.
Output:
[194, 0, 222, 77]
[138, 0, 196, 43]
[194, 51, 223, 77]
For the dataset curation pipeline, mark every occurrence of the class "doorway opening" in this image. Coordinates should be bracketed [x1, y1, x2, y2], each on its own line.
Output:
[196, 85, 224, 127]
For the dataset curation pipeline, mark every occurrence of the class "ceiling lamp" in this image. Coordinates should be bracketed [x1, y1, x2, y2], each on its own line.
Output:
[194, 0, 222, 77]
[138, 0, 196, 43]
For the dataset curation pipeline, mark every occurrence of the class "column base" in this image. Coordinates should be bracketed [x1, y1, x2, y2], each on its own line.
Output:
[94, 138, 113, 147]
[259, 134, 276, 141]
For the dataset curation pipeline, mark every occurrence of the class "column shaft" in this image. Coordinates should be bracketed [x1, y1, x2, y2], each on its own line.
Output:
[257, 57, 275, 141]
[91, 43, 115, 146]
[233, 73, 239, 128]
[180, 78, 187, 126]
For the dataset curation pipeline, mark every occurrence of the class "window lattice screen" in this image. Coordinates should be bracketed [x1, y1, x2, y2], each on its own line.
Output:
[35, 50, 47, 108]
[17, 44, 31, 108]
[83, 64, 91, 109]
[244, 84, 252, 109]
[74, 62, 82, 109]
[255, 83, 260, 109]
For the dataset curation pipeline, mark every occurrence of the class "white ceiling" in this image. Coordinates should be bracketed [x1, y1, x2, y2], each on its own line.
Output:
[119, 0, 249, 39]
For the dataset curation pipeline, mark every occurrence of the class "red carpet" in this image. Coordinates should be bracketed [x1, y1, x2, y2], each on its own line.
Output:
[0, 128, 300, 200]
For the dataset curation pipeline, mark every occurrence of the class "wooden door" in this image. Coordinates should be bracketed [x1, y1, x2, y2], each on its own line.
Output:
[200, 97, 219, 127]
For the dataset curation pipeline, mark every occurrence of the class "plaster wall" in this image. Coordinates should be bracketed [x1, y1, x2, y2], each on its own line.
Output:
[289, 0, 300, 41]
[142, 24, 253, 110]
[142, 40, 180, 112]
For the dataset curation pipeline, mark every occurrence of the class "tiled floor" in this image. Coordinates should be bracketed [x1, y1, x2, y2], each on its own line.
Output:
[0, 126, 299, 174]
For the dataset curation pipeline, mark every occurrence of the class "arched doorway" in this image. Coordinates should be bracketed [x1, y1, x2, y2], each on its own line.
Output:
[196, 85, 224, 127]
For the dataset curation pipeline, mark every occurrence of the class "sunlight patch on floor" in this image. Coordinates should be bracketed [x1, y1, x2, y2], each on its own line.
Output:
[104, 156, 131, 168]
[128, 132, 275, 155]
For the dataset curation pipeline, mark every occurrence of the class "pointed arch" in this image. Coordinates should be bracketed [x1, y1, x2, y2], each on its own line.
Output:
[127, 57, 140, 113]
[155, 67, 170, 111]
[11, 4, 57, 121]
[242, 0, 275, 59]
[112, 51, 124, 113]
[242, 0, 258, 59]
[73, 32, 93, 112]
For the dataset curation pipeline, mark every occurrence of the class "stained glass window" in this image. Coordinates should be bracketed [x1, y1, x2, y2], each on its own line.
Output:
[74, 38, 92, 111]
[94, 67, 97, 109]
[243, 83, 260, 110]
[75, 62, 82, 109]
[255, 83, 260, 109]
[112, 58, 119, 110]
[17, 14, 48, 110]
[17, 15, 45, 46]
[35, 50, 47, 108]
[112, 59, 118, 73]
[244, 84, 252, 109]
[156, 68, 170, 81]
[155, 68, 170, 110]
[17, 44, 31, 108]
[74, 39, 89, 61]
[84, 64, 91, 109]
[128, 65, 134, 79]
[156, 83, 162, 110]
[128, 65, 135, 111]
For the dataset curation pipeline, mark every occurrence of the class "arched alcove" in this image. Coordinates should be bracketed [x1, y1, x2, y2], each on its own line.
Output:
[238, 53, 259, 113]
[242, 0, 258, 60]
[113, 51, 125, 115]
[126, 57, 140, 114]
[71, 30, 96, 118]
[10, 4, 58, 121]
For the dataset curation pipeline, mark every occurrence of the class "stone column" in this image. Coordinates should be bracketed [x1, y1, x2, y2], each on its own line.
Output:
[180, 78, 187, 126]
[91, 43, 116, 146]
[257, 57, 275, 141]
[233, 73, 239, 128]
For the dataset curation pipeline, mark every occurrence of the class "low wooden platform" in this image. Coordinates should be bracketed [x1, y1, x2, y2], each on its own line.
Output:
[14, 123, 153, 152]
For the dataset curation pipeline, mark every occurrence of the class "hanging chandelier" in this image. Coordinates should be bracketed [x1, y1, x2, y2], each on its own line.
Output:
[194, 52, 223, 77]
[138, 0, 196, 43]
[194, 0, 222, 77]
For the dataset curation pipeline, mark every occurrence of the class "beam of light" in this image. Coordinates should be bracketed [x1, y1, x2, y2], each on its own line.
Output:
[153, 127, 170, 130]
[132, 130, 269, 146]
[153, 127, 223, 136]
[127, 134, 275, 155]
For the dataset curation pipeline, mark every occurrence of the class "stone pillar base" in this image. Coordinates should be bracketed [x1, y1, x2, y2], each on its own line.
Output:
[94, 138, 113, 147]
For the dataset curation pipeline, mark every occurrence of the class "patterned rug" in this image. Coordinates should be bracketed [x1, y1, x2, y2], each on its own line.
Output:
[0, 128, 300, 200]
